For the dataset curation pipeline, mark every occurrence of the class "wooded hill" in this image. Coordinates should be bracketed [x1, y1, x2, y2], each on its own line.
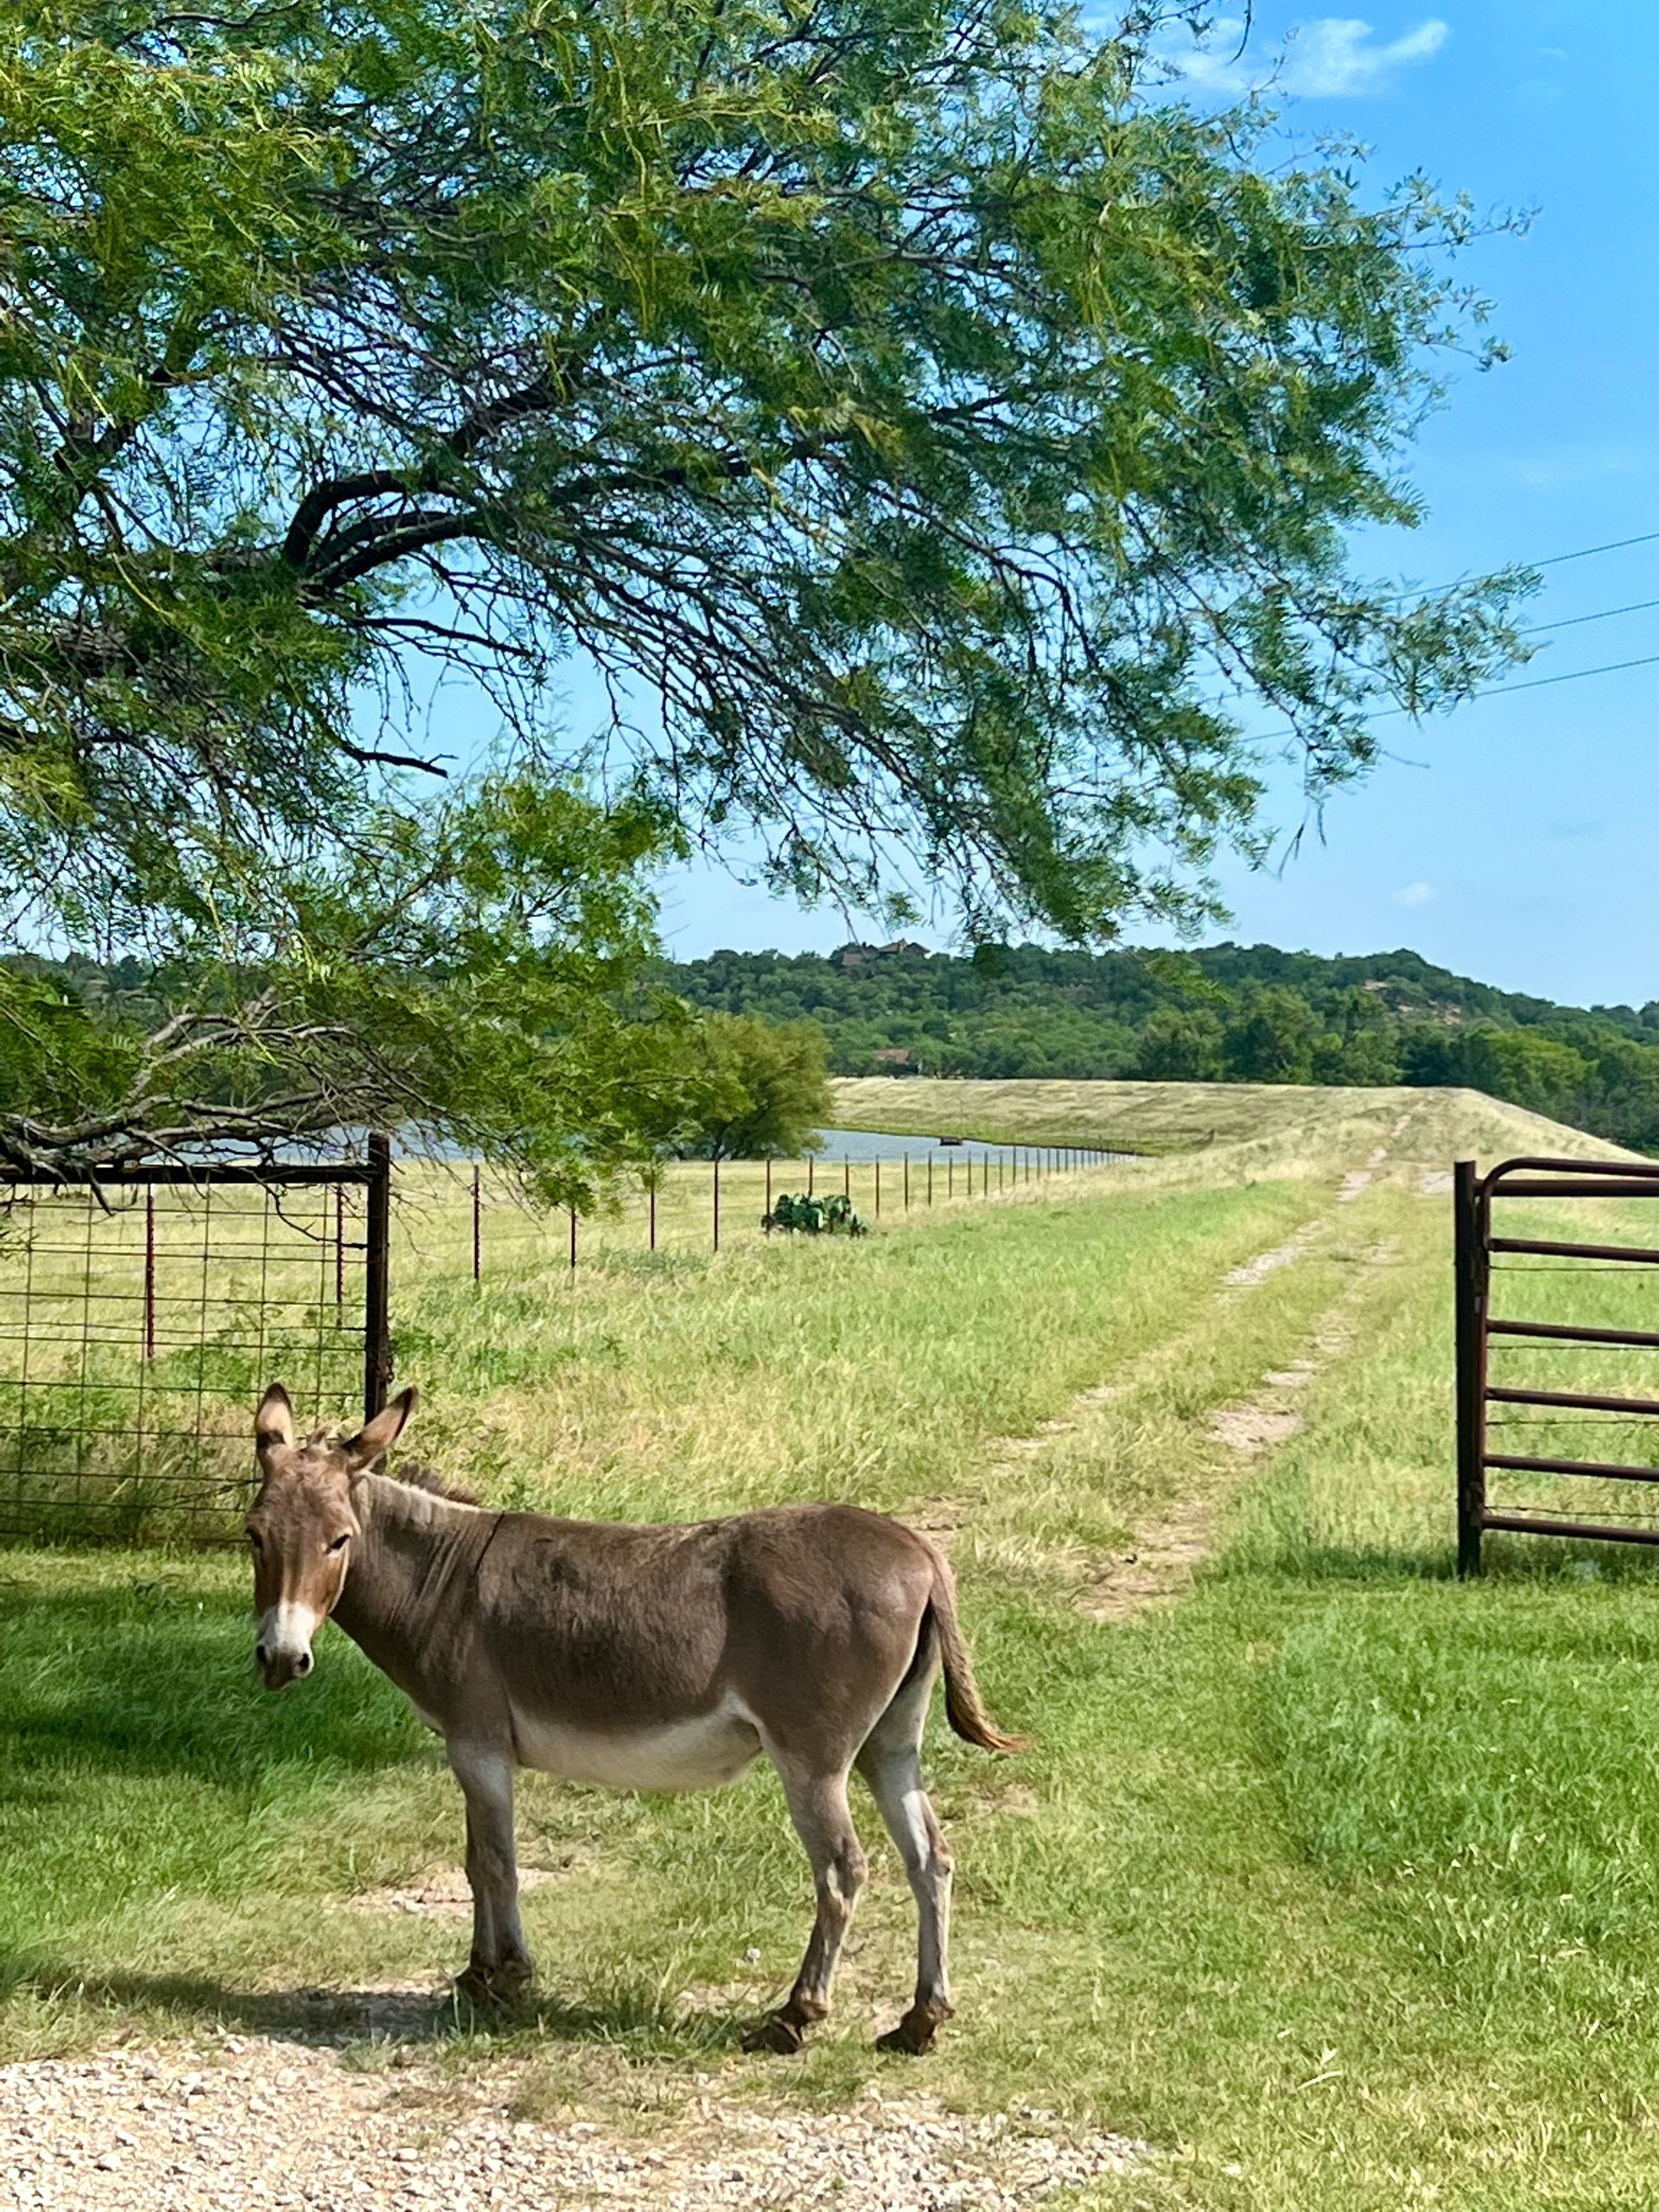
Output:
[659, 943, 1659, 1153]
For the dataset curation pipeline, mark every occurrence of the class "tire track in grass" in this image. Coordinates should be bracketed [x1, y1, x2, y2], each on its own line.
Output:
[1082, 1232, 1400, 1624]
[939, 1148, 1408, 1618]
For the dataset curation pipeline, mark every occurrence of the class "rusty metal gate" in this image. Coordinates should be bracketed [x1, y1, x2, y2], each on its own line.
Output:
[0, 1137, 391, 1544]
[1457, 1153, 1659, 1573]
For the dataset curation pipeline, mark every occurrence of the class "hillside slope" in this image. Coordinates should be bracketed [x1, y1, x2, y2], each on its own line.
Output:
[829, 1075, 1636, 1183]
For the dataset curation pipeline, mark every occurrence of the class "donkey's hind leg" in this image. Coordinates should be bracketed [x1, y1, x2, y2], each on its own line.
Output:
[743, 1767, 867, 2054]
[855, 1650, 955, 2055]
[448, 1740, 534, 2007]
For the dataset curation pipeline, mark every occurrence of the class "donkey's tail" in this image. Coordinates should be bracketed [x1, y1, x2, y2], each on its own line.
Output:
[925, 1549, 1027, 1754]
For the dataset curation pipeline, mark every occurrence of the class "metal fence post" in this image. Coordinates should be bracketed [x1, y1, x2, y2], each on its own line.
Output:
[904, 1154, 910, 1210]
[649, 1180, 657, 1252]
[363, 1133, 393, 1418]
[1454, 1158, 1488, 1577]
[713, 1159, 721, 1253]
[874, 1160, 880, 1217]
[472, 1166, 481, 1284]
[927, 1156, 932, 1205]
[143, 1190, 156, 1362]
[569, 1206, 578, 1272]
[335, 1183, 346, 1319]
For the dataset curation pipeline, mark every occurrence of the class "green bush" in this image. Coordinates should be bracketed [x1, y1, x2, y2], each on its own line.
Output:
[760, 1192, 869, 1237]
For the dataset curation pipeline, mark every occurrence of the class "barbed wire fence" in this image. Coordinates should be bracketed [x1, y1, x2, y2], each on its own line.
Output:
[448, 1141, 1132, 1279]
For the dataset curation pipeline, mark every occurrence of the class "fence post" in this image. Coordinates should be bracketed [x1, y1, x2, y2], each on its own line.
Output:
[766, 1158, 772, 1217]
[471, 1167, 481, 1284]
[143, 1189, 156, 1362]
[713, 1159, 721, 1253]
[649, 1181, 657, 1252]
[904, 1154, 910, 1211]
[363, 1133, 393, 1417]
[927, 1156, 933, 1205]
[334, 1183, 346, 1319]
[844, 1158, 851, 1198]
[948, 1157, 954, 1200]
[874, 1160, 880, 1217]
[1455, 1158, 1488, 1577]
[569, 1206, 578, 1272]
[808, 1154, 815, 1196]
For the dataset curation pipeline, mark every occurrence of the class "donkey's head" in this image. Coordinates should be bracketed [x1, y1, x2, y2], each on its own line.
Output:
[247, 1382, 416, 1689]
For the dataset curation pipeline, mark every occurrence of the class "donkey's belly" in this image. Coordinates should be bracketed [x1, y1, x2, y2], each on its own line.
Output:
[510, 1697, 763, 1791]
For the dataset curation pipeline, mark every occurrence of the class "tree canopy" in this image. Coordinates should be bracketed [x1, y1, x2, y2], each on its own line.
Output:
[0, 0, 1529, 1173]
[654, 1013, 833, 1160]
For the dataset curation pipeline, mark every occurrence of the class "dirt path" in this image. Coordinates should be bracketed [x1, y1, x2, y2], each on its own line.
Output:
[1082, 1232, 1397, 1623]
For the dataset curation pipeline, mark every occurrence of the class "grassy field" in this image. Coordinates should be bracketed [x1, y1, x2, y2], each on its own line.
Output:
[9, 1083, 1659, 2206]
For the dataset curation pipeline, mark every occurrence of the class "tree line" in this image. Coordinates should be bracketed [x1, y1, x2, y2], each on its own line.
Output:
[661, 943, 1659, 1154]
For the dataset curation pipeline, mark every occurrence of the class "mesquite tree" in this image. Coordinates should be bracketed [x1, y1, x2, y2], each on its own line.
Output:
[0, 0, 1527, 1173]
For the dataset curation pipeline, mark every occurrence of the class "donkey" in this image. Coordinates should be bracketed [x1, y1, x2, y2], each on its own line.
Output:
[246, 1382, 1021, 2055]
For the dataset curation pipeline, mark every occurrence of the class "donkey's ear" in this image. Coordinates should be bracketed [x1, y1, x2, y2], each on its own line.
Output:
[256, 1382, 296, 1452]
[343, 1385, 418, 1472]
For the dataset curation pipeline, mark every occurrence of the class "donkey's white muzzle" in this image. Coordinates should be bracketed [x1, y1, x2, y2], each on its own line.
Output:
[256, 1603, 319, 1691]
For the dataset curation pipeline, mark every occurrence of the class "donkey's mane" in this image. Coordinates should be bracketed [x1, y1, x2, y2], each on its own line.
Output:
[388, 1458, 482, 1508]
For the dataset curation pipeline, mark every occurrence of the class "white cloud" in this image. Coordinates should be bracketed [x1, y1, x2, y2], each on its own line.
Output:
[1169, 16, 1449, 99]
[1393, 880, 1437, 908]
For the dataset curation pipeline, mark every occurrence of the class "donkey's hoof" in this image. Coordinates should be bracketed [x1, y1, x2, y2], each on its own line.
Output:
[742, 2011, 809, 2056]
[876, 2004, 951, 2056]
[454, 1960, 533, 2012]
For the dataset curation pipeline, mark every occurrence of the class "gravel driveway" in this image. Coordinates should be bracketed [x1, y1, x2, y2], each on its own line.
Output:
[0, 2031, 1145, 2210]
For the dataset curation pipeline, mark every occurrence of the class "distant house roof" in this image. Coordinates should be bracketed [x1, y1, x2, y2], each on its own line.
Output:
[873, 1046, 914, 1065]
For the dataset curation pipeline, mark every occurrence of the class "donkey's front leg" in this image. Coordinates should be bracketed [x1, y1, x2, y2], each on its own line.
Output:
[448, 1740, 534, 2006]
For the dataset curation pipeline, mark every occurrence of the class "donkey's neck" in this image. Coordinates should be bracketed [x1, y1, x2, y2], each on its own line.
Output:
[331, 1474, 496, 1696]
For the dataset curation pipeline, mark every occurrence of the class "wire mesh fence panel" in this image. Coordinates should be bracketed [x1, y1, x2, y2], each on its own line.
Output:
[0, 1163, 384, 1545]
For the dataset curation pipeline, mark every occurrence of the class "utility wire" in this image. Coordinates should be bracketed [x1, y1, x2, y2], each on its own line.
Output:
[1524, 594, 1659, 637]
[1241, 540, 1659, 736]
[1365, 650, 1659, 724]
[1388, 527, 1659, 606]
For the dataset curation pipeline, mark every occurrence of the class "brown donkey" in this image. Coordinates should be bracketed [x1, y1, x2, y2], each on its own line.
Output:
[246, 1382, 1021, 2054]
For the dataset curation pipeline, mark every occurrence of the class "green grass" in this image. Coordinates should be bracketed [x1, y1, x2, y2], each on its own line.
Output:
[11, 1083, 1659, 2204]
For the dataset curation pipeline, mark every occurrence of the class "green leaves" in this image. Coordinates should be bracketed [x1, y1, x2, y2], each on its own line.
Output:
[648, 1011, 833, 1162]
[0, 766, 690, 1188]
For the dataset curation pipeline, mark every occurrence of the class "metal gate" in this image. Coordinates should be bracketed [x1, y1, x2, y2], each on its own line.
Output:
[0, 1137, 391, 1543]
[1456, 1153, 1659, 1573]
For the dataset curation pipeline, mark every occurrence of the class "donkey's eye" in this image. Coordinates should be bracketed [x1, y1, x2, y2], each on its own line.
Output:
[327, 1532, 351, 1554]
[246, 1529, 264, 1552]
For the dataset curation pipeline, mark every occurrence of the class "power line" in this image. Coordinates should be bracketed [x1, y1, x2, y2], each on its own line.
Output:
[1525, 595, 1659, 637]
[1511, 527, 1659, 578]
[1369, 650, 1659, 721]
[1394, 527, 1659, 605]
[1249, 645, 1659, 746]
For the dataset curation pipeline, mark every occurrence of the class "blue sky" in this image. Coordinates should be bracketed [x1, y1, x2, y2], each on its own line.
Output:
[548, 7, 1659, 1006]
